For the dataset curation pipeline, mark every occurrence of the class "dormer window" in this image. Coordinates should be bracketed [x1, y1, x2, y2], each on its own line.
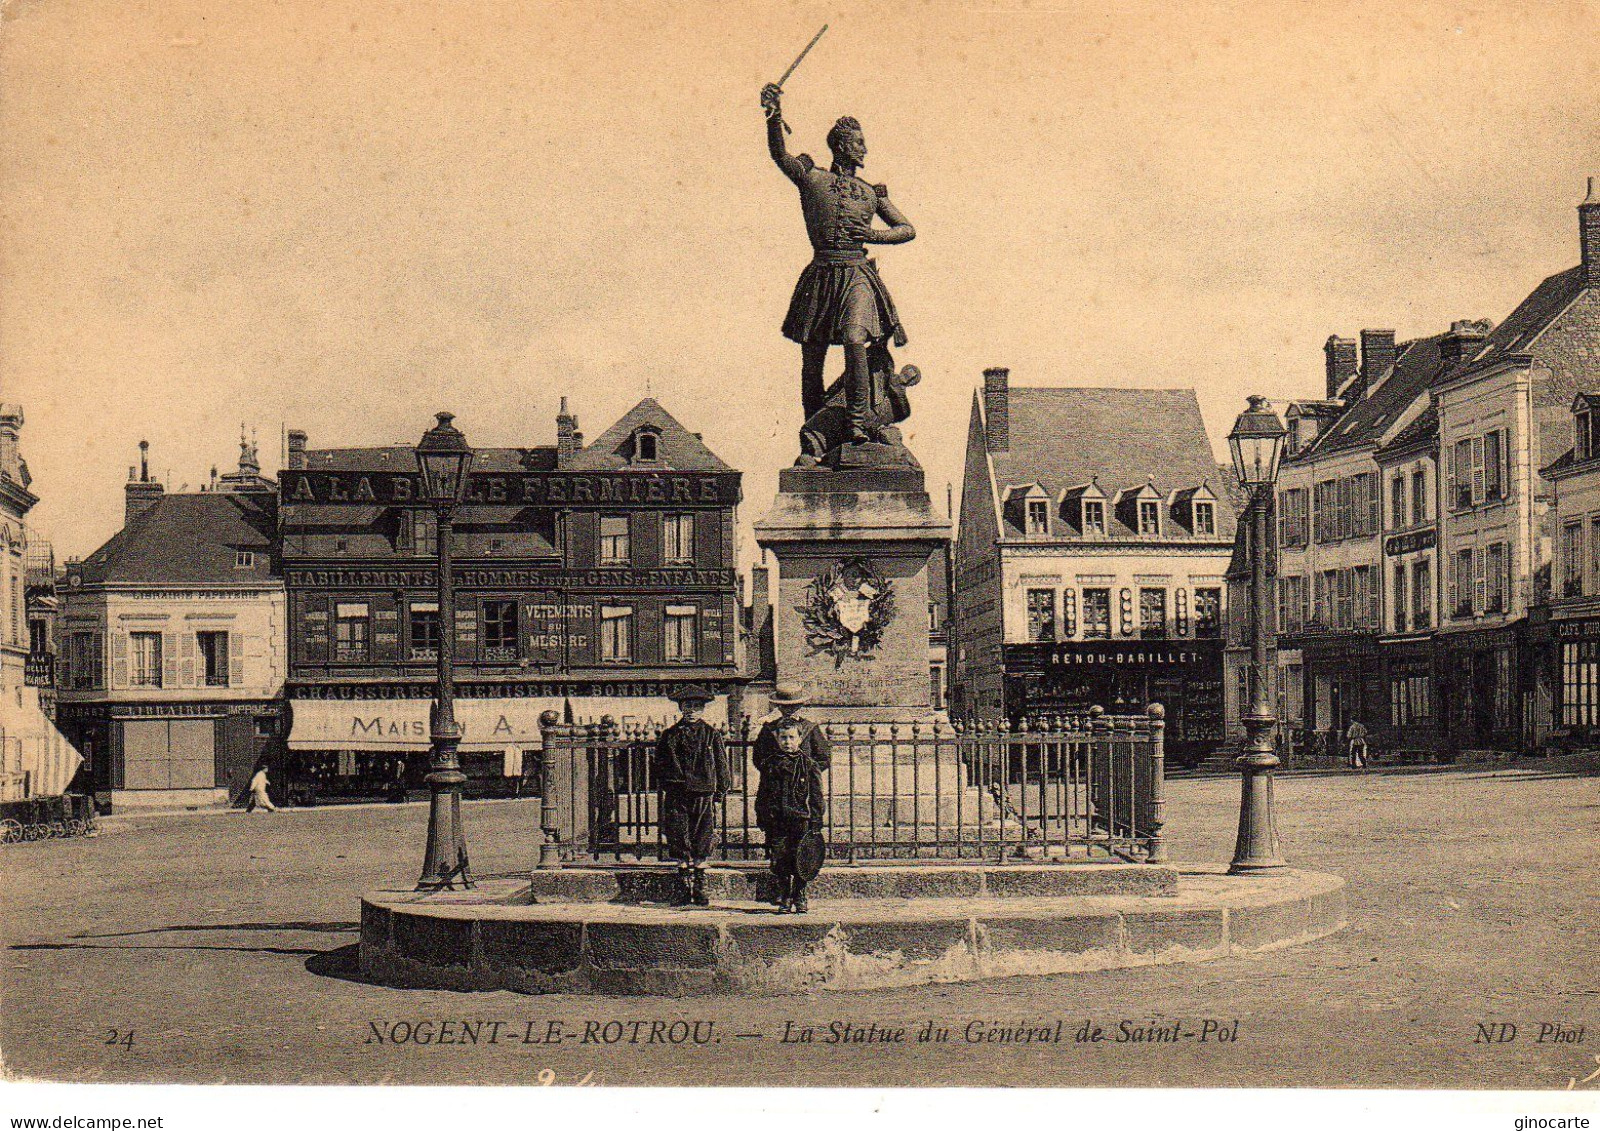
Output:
[1579, 410, 1593, 462]
[1026, 499, 1049, 536]
[632, 426, 661, 464]
[1193, 500, 1215, 536]
[1138, 500, 1160, 536]
[1082, 499, 1106, 536]
[234, 550, 255, 569]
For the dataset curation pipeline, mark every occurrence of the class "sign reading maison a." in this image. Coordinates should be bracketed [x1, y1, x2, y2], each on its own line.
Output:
[280, 470, 738, 507]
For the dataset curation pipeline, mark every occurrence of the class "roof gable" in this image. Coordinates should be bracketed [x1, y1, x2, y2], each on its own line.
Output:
[563, 398, 734, 473]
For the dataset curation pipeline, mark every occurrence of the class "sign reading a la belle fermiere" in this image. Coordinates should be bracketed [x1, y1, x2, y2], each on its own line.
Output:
[280, 469, 739, 507]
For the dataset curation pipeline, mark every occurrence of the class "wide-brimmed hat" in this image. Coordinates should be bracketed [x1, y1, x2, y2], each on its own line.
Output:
[770, 684, 808, 707]
[671, 684, 715, 706]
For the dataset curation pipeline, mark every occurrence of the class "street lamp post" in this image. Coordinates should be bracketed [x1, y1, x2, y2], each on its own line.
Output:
[416, 412, 475, 891]
[1227, 395, 1288, 874]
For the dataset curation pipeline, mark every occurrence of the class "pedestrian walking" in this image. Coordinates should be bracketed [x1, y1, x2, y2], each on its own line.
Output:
[245, 762, 278, 812]
[1345, 718, 1369, 770]
[753, 685, 831, 914]
[653, 685, 729, 906]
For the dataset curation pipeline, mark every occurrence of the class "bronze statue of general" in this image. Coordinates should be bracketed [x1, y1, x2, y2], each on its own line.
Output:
[762, 83, 916, 447]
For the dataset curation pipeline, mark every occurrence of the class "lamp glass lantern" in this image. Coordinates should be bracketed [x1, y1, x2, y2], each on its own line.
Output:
[416, 412, 474, 506]
[1227, 395, 1287, 490]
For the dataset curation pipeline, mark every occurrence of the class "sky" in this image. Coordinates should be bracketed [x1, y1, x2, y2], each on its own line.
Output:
[2, 0, 1598, 561]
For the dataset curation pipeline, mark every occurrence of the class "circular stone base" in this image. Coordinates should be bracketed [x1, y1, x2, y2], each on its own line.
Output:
[359, 865, 1346, 995]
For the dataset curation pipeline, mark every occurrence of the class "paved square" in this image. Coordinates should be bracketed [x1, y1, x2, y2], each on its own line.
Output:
[2, 758, 1594, 1088]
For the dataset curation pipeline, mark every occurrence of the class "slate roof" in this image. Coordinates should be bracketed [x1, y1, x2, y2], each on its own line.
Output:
[293, 399, 732, 475]
[562, 398, 734, 473]
[1301, 332, 1450, 459]
[77, 493, 278, 586]
[1455, 266, 1585, 377]
[987, 387, 1236, 540]
[1376, 404, 1438, 462]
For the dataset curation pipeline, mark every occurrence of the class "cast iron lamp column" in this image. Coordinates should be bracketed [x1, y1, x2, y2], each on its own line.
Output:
[416, 412, 475, 891]
[1227, 395, 1289, 874]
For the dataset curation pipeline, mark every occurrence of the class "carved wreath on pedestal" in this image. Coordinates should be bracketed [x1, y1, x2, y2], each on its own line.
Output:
[800, 557, 896, 664]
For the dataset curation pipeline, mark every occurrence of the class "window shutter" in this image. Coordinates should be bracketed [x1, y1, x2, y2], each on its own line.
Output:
[111, 631, 129, 689]
[230, 631, 245, 687]
[179, 632, 197, 688]
[1474, 547, 1487, 615]
[1471, 436, 1485, 506]
[1447, 555, 1458, 616]
[163, 632, 179, 687]
[1368, 476, 1381, 536]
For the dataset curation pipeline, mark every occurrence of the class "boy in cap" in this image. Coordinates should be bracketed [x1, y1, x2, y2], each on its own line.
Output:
[654, 685, 728, 906]
[753, 685, 831, 913]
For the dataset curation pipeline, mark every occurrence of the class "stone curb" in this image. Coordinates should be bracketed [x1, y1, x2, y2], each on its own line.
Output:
[359, 868, 1347, 996]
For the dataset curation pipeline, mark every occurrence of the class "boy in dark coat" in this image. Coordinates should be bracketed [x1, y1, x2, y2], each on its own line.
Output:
[753, 685, 831, 913]
[653, 686, 728, 906]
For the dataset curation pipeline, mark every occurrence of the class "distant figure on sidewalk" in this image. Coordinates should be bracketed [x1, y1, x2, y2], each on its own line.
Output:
[653, 685, 728, 907]
[245, 762, 278, 812]
[753, 685, 831, 914]
[1345, 719, 1369, 770]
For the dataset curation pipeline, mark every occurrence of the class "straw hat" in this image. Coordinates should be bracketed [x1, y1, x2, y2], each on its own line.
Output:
[770, 684, 808, 707]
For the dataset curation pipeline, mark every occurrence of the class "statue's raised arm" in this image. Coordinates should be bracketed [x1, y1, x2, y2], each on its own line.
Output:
[762, 84, 808, 182]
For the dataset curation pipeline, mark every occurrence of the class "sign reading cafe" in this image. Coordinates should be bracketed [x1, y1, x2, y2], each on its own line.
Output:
[280, 470, 739, 508]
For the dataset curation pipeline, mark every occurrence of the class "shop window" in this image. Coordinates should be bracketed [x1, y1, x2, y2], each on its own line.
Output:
[254, 716, 278, 738]
[130, 631, 163, 688]
[1139, 587, 1168, 639]
[408, 601, 440, 661]
[1025, 588, 1056, 642]
[1391, 673, 1433, 727]
[1082, 499, 1106, 536]
[663, 605, 698, 662]
[1082, 588, 1111, 640]
[662, 514, 695, 565]
[334, 602, 371, 662]
[1562, 640, 1600, 727]
[197, 631, 230, 687]
[120, 719, 213, 791]
[481, 599, 518, 660]
[600, 606, 634, 662]
[599, 516, 631, 564]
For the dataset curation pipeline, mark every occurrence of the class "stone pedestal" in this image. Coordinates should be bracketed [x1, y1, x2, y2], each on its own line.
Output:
[753, 459, 951, 723]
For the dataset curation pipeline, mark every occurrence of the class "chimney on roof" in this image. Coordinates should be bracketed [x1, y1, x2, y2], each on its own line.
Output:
[1323, 336, 1358, 400]
[1440, 319, 1489, 370]
[557, 397, 580, 467]
[286, 430, 307, 470]
[1355, 329, 1396, 402]
[983, 367, 1010, 453]
[125, 440, 164, 526]
[1582, 177, 1600, 289]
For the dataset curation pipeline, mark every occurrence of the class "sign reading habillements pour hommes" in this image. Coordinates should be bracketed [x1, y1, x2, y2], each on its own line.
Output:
[280, 470, 739, 507]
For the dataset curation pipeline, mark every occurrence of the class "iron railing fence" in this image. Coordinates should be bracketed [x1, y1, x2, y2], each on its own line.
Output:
[536, 706, 1166, 866]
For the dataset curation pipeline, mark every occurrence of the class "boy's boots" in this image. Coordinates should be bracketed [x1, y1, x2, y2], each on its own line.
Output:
[790, 877, 809, 914]
[690, 866, 710, 907]
[672, 865, 694, 906]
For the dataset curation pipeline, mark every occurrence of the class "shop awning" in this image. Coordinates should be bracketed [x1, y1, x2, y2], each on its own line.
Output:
[286, 698, 565, 751]
[0, 687, 84, 800]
